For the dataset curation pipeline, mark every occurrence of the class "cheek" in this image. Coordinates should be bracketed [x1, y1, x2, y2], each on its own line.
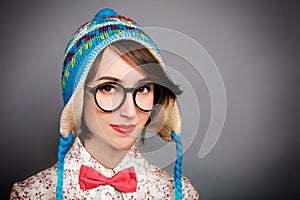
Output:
[84, 104, 112, 136]
[138, 112, 151, 126]
[94, 108, 110, 126]
[83, 95, 105, 130]
[83, 99, 96, 130]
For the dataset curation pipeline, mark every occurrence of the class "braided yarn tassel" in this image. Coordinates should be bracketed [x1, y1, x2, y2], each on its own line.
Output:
[56, 133, 74, 200]
[171, 131, 182, 200]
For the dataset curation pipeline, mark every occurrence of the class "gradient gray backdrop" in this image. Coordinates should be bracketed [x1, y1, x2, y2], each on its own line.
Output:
[1, 0, 299, 199]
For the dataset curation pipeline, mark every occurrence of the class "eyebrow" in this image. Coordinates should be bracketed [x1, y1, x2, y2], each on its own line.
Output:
[95, 76, 120, 82]
[95, 76, 152, 85]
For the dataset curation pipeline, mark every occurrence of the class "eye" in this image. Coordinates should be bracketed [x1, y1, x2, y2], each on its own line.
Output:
[98, 83, 117, 94]
[137, 84, 152, 94]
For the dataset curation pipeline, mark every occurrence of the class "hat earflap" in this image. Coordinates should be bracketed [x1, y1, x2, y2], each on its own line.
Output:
[146, 99, 181, 141]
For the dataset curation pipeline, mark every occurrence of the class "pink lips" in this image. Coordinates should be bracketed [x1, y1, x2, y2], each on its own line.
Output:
[110, 124, 136, 134]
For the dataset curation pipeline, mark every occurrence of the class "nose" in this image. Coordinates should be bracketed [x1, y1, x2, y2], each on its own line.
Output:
[119, 93, 137, 118]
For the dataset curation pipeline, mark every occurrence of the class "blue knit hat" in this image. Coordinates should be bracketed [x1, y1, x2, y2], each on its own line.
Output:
[60, 8, 181, 140]
[57, 8, 183, 199]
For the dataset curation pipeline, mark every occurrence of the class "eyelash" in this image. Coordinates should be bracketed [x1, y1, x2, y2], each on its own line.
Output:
[99, 83, 117, 93]
[137, 85, 151, 93]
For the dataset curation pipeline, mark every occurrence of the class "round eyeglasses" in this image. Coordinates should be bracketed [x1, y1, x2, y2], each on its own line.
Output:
[87, 82, 159, 112]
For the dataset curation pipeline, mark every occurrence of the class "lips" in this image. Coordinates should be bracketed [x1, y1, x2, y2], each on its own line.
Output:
[110, 124, 136, 134]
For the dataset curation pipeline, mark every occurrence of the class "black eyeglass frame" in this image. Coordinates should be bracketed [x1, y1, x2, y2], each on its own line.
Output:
[87, 82, 162, 113]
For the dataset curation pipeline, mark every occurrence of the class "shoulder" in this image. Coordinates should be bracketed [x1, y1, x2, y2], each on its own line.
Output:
[138, 158, 200, 199]
[157, 169, 199, 200]
[10, 164, 57, 200]
[181, 176, 200, 200]
[156, 167, 200, 199]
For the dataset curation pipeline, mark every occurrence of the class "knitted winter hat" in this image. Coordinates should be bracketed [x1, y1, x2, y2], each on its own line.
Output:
[57, 8, 183, 200]
[60, 8, 181, 141]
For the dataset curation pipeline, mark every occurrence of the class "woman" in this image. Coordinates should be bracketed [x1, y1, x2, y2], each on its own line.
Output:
[10, 8, 200, 199]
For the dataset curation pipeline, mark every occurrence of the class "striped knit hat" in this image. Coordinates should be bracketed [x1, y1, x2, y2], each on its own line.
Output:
[57, 8, 183, 200]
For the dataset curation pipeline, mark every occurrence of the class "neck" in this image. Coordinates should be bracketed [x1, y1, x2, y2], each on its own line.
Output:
[80, 134, 129, 169]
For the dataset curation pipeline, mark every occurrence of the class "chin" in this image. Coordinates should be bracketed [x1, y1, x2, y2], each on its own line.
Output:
[110, 138, 136, 151]
[108, 127, 142, 151]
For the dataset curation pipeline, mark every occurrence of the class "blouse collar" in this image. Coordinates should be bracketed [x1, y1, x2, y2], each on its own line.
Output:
[64, 136, 143, 176]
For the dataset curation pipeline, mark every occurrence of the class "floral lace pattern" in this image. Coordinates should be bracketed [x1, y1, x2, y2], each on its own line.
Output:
[10, 137, 200, 199]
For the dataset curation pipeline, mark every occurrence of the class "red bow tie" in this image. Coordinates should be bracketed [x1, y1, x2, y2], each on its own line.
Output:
[79, 165, 137, 192]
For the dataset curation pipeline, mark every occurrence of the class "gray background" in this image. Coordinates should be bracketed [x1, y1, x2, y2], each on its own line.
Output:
[1, 0, 299, 199]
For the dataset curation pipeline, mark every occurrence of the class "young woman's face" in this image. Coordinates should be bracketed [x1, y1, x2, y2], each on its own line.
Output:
[83, 47, 153, 151]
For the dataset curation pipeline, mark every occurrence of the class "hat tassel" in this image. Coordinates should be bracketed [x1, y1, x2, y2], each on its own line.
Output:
[56, 132, 74, 200]
[171, 131, 182, 200]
